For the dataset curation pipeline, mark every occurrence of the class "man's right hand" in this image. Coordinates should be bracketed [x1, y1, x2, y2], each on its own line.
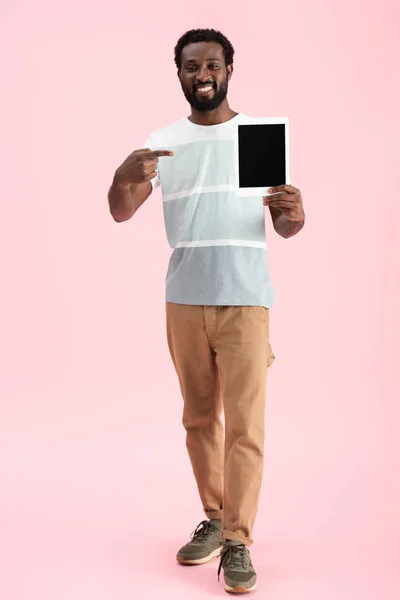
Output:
[113, 148, 174, 187]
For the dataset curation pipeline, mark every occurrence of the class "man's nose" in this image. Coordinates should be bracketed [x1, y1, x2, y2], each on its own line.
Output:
[198, 65, 212, 81]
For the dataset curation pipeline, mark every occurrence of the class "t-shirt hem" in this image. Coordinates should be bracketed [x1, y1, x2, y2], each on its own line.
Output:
[165, 293, 275, 309]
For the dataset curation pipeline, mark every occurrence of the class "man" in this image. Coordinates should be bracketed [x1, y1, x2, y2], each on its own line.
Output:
[108, 28, 305, 594]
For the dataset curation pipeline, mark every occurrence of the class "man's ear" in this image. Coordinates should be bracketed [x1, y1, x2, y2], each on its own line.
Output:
[227, 64, 234, 81]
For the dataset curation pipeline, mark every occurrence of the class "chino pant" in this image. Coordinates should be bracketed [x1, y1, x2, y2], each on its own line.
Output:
[166, 302, 274, 546]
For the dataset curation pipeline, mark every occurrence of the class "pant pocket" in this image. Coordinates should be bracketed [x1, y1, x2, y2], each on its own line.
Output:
[267, 342, 275, 367]
[263, 308, 275, 367]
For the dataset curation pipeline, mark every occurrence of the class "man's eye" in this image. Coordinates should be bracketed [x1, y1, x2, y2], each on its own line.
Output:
[187, 66, 197, 72]
[209, 64, 219, 69]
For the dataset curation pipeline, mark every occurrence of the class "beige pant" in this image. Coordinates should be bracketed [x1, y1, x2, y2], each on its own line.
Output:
[166, 303, 274, 546]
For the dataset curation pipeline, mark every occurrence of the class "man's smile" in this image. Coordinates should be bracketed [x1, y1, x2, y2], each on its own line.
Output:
[195, 84, 215, 96]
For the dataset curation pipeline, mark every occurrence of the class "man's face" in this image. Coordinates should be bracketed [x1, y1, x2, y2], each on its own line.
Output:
[178, 42, 233, 112]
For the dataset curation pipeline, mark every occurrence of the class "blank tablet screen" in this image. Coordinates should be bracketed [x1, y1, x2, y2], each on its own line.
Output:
[238, 124, 286, 188]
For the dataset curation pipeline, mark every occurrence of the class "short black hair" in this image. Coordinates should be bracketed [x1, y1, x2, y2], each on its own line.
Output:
[174, 28, 234, 70]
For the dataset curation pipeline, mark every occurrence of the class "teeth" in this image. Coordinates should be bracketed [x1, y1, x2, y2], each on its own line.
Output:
[197, 86, 213, 92]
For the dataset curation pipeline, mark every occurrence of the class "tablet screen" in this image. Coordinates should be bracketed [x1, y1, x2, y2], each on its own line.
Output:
[238, 123, 287, 188]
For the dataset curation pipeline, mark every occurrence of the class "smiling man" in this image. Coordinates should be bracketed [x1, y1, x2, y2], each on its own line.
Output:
[108, 28, 305, 594]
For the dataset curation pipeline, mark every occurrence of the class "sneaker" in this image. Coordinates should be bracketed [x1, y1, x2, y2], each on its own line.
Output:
[176, 519, 223, 565]
[217, 541, 257, 593]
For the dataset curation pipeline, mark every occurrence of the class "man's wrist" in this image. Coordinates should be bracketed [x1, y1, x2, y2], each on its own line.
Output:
[112, 172, 131, 191]
[275, 212, 305, 238]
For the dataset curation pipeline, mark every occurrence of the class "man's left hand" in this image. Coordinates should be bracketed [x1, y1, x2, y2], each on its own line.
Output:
[263, 185, 305, 222]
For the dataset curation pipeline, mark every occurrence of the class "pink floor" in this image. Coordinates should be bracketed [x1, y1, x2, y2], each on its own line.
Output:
[1, 522, 397, 600]
[1, 395, 398, 600]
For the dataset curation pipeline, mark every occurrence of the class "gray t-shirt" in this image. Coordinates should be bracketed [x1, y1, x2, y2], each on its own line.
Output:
[145, 112, 275, 308]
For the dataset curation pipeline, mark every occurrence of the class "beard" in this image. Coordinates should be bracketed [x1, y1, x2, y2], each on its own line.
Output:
[182, 77, 229, 112]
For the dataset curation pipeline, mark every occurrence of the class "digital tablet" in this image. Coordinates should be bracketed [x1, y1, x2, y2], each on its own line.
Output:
[236, 117, 290, 197]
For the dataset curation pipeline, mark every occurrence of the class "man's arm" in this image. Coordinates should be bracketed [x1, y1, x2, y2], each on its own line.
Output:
[269, 206, 305, 239]
[107, 148, 173, 222]
[264, 185, 305, 239]
[108, 179, 152, 222]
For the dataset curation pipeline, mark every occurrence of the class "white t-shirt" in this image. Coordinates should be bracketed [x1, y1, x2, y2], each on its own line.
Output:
[145, 113, 275, 308]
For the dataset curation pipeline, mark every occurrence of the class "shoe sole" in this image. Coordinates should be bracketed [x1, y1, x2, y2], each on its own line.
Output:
[177, 546, 222, 565]
[224, 583, 257, 594]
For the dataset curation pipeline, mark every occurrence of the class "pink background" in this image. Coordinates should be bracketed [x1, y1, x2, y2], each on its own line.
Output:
[1, 0, 399, 598]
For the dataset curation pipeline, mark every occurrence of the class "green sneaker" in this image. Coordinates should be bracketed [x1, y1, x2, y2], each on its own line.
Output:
[176, 519, 223, 565]
[217, 541, 257, 593]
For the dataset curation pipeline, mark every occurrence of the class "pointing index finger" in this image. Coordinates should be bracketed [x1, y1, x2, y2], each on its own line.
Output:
[153, 150, 174, 157]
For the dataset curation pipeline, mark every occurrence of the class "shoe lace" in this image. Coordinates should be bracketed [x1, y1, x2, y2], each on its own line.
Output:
[190, 520, 218, 542]
[217, 544, 250, 581]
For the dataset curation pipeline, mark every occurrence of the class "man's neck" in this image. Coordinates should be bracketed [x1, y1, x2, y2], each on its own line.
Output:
[188, 101, 238, 126]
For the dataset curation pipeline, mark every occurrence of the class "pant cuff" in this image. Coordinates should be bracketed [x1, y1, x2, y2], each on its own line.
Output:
[222, 530, 254, 546]
[204, 509, 223, 520]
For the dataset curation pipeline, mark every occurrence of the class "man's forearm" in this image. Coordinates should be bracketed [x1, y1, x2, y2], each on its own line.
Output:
[108, 179, 136, 222]
[108, 176, 151, 222]
[274, 212, 305, 238]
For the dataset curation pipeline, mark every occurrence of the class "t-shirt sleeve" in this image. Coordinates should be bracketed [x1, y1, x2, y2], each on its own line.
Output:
[143, 134, 161, 190]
